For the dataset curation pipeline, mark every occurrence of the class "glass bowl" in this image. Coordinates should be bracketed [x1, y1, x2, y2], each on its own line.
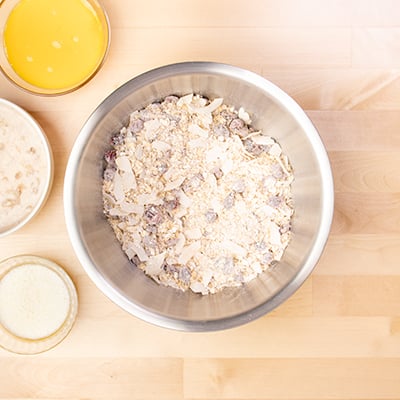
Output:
[0, 255, 78, 354]
[0, 0, 110, 95]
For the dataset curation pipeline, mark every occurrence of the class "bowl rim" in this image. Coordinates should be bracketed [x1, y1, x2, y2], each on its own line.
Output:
[64, 61, 334, 331]
[0, 98, 54, 238]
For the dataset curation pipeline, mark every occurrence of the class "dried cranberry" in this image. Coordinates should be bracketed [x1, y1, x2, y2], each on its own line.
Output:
[163, 95, 179, 103]
[220, 110, 236, 124]
[183, 173, 204, 193]
[243, 139, 267, 155]
[144, 205, 164, 226]
[104, 149, 117, 165]
[229, 118, 249, 137]
[271, 164, 284, 179]
[261, 252, 273, 265]
[178, 267, 191, 284]
[213, 124, 230, 138]
[111, 132, 125, 146]
[163, 262, 178, 274]
[164, 197, 179, 211]
[229, 118, 245, 131]
[103, 168, 115, 181]
[129, 255, 140, 267]
[268, 195, 283, 208]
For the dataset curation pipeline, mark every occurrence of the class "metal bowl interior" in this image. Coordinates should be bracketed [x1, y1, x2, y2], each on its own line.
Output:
[64, 62, 334, 331]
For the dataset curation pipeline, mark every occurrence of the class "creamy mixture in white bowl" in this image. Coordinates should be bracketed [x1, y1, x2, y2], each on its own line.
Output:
[0, 98, 53, 237]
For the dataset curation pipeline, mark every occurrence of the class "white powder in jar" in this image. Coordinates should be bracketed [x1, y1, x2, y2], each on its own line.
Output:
[0, 264, 70, 340]
[0, 100, 49, 234]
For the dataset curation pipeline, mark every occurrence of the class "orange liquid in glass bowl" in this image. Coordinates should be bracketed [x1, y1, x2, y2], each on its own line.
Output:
[3, 0, 109, 92]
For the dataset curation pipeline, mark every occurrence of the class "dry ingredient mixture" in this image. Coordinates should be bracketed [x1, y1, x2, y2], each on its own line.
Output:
[0, 102, 48, 233]
[102, 94, 294, 294]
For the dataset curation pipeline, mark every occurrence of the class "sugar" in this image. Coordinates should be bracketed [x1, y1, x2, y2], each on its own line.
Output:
[0, 264, 70, 340]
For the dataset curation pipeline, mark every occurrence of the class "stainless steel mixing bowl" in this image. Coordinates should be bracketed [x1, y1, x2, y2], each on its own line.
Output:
[64, 62, 334, 331]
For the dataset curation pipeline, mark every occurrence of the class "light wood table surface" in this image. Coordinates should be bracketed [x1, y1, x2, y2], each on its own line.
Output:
[1, 0, 400, 398]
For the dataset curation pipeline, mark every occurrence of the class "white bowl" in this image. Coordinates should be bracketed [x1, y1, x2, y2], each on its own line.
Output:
[0, 98, 53, 237]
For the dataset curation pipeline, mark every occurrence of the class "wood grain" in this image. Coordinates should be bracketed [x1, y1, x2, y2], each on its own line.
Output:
[353, 28, 400, 68]
[316, 234, 400, 275]
[110, 27, 351, 67]
[310, 111, 400, 150]
[313, 275, 400, 316]
[332, 192, 400, 234]
[0, 358, 182, 399]
[329, 151, 400, 192]
[184, 358, 400, 399]
[1, 0, 400, 399]
[104, 0, 400, 28]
